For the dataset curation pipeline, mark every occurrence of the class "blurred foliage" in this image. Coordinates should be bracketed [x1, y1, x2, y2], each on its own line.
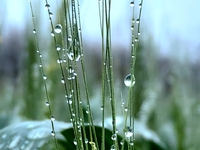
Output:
[0, 1, 200, 150]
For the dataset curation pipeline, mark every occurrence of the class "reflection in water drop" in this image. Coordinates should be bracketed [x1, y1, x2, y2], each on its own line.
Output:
[54, 24, 62, 33]
[124, 74, 135, 87]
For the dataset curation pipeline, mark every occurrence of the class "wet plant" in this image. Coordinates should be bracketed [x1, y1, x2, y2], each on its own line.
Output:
[0, 0, 167, 150]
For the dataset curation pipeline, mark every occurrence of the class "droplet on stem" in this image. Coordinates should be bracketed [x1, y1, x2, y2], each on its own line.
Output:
[130, 1, 134, 7]
[124, 74, 135, 87]
[54, 24, 62, 33]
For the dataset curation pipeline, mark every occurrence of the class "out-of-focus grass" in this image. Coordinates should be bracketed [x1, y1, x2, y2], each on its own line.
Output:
[0, 1, 200, 150]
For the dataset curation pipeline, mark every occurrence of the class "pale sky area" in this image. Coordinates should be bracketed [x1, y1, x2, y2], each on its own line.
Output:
[1, 0, 200, 63]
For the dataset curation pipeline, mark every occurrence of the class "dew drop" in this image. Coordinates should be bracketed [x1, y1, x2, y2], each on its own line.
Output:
[130, 141, 134, 146]
[111, 134, 117, 141]
[39, 53, 42, 57]
[125, 126, 133, 138]
[45, 4, 50, 10]
[51, 31, 55, 37]
[124, 74, 135, 87]
[73, 139, 77, 145]
[115, 129, 118, 134]
[49, 12, 53, 18]
[130, 1, 134, 7]
[121, 101, 125, 106]
[124, 107, 128, 112]
[135, 38, 139, 42]
[43, 75, 47, 80]
[39, 64, 42, 68]
[67, 51, 74, 60]
[85, 138, 88, 144]
[51, 131, 55, 136]
[136, 19, 140, 24]
[131, 25, 134, 30]
[68, 35, 72, 41]
[61, 78, 65, 84]
[68, 65, 74, 73]
[51, 116, 55, 121]
[54, 24, 62, 33]
[110, 144, 115, 150]
[45, 101, 50, 106]
[100, 105, 104, 110]
[33, 29, 36, 34]
[57, 58, 62, 64]
[139, 3, 142, 8]
[56, 45, 61, 51]
[120, 140, 124, 145]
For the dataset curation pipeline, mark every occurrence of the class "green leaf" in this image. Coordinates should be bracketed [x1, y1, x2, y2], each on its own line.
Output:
[59, 125, 128, 150]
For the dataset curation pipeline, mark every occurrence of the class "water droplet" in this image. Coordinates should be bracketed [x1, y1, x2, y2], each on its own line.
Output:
[110, 144, 115, 150]
[45, 4, 50, 10]
[131, 25, 134, 30]
[130, 1, 134, 7]
[120, 140, 124, 145]
[136, 19, 140, 24]
[86, 110, 89, 114]
[125, 126, 133, 138]
[135, 38, 139, 42]
[45, 101, 50, 106]
[121, 101, 125, 106]
[124, 74, 135, 87]
[54, 24, 62, 33]
[85, 138, 88, 144]
[57, 58, 62, 64]
[115, 129, 118, 134]
[130, 141, 134, 146]
[67, 51, 74, 60]
[111, 134, 117, 140]
[67, 99, 72, 104]
[124, 107, 128, 112]
[68, 35, 72, 41]
[43, 75, 47, 80]
[100, 105, 104, 110]
[56, 45, 61, 51]
[51, 131, 55, 136]
[61, 78, 65, 84]
[49, 12, 53, 18]
[139, 3, 142, 8]
[51, 116, 55, 121]
[39, 64, 42, 68]
[33, 29, 36, 34]
[68, 65, 74, 73]
[51, 31, 55, 37]
[73, 139, 77, 145]
[39, 53, 42, 57]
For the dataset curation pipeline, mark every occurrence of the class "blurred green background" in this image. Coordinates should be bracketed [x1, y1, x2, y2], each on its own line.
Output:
[0, 0, 200, 149]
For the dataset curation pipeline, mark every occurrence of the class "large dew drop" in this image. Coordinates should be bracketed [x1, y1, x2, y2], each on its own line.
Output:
[124, 74, 135, 87]
[54, 24, 62, 33]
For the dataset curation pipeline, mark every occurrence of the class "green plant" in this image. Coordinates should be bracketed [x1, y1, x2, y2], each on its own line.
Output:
[0, 0, 173, 150]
